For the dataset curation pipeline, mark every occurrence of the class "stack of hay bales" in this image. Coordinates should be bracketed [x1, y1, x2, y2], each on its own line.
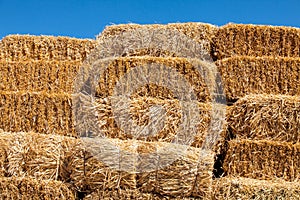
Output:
[213, 23, 300, 199]
[77, 23, 219, 199]
[0, 22, 300, 199]
[0, 24, 218, 199]
[0, 35, 96, 198]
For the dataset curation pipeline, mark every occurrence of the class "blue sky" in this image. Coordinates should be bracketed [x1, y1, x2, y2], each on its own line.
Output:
[0, 0, 300, 39]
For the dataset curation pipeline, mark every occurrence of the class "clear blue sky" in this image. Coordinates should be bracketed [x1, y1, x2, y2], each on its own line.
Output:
[1, 0, 300, 40]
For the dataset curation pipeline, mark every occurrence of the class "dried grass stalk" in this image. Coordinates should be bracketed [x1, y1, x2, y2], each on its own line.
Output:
[0, 60, 81, 92]
[213, 23, 300, 59]
[99, 22, 217, 56]
[0, 177, 76, 200]
[212, 177, 300, 200]
[227, 94, 300, 142]
[217, 56, 300, 101]
[0, 34, 96, 61]
[0, 91, 76, 136]
[223, 139, 300, 181]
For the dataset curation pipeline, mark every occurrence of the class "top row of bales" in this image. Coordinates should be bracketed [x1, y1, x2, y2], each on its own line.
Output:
[1, 23, 300, 61]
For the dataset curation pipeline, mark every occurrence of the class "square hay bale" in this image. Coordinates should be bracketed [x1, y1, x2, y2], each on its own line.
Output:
[223, 139, 300, 181]
[212, 177, 300, 200]
[136, 145, 214, 198]
[0, 60, 81, 93]
[217, 56, 300, 101]
[89, 57, 210, 102]
[64, 137, 137, 193]
[0, 177, 76, 200]
[1, 131, 67, 180]
[213, 23, 300, 59]
[83, 96, 211, 148]
[98, 22, 217, 56]
[0, 34, 96, 61]
[0, 91, 76, 137]
[227, 94, 300, 142]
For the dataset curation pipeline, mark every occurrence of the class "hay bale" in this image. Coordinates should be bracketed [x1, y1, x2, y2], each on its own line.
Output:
[223, 139, 300, 181]
[0, 131, 67, 180]
[82, 96, 211, 147]
[0, 34, 96, 61]
[217, 56, 300, 101]
[212, 177, 300, 200]
[227, 94, 300, 142]
[66, 138, 137, 193]
[213, 23, 300, 59]
[136, 146, 214, 198]
[0, 91, 76, 137]
[0, 60, 81, 92]
[88, 57, 210, 102]
[99, 22, 217, 56]
[0, 177, 76, 200]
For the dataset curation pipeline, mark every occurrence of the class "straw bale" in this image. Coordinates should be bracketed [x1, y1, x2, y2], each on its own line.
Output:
[213, 23, 300, 59]
[223, 139, 300, 181]
[0, 131, 69, 180]
[227, 94, 300, 142]
[66, 138, 137, 193]
[99, 22, 217, 56]
[83, 96, 211, 147]
[0, 91, 76, 137]
[212, 177, 300, 200]
[136, 147, 214, 198]
[0, 60, 81, 92]
[91, 57, 210, 102]
[0, 34, 96, 61]
[0, 177, 76, 200]
[217, 56, 300, 101]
